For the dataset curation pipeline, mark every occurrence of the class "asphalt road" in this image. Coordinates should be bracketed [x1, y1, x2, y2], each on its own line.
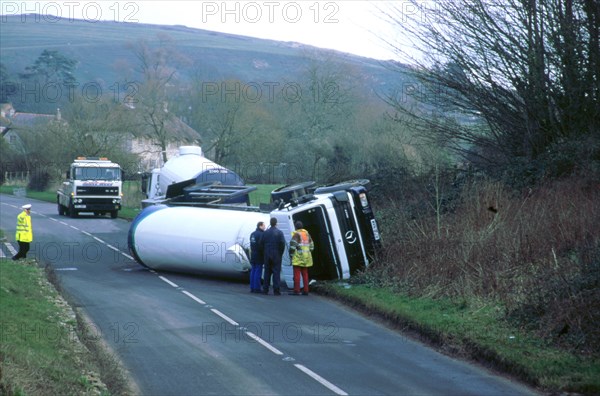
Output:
[1, 194, 538, 396]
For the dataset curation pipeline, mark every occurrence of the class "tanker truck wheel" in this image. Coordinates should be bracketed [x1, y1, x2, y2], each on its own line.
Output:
[314, 179, 371, 194]
[58, 203, 65, 216]
[110, 211, 118, 219]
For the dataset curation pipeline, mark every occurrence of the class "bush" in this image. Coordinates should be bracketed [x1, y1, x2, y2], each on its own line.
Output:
[27, 171, 51, 191]
[364, 174, 600, 355]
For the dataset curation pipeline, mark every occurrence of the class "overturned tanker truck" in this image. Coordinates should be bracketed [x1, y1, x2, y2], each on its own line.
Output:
[129, 147, 382, 288]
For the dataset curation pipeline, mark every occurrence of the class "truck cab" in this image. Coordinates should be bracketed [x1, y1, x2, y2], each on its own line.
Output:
[271, 181, 382, 287]
[57, 157, 122, 218]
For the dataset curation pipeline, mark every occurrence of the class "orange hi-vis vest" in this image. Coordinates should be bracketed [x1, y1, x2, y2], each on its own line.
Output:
[290, 229, 314, 267]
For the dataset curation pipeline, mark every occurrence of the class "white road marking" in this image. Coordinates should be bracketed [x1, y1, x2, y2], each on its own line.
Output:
[106, 244, 120, 252]
[158, 276, 178, 288]
[121, 253, 134, 260]
[182, 290, 206, 305]
[244, 331, 284, 355]
[210, 309, 239, 326]
[294, 364, 349, 396]
[93, 236, 105, 244]
[4, 242, 17, 255]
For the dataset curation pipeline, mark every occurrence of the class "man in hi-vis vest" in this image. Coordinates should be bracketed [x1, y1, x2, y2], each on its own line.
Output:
[288, 221, 314, 295]
[13, 204, 33, 260]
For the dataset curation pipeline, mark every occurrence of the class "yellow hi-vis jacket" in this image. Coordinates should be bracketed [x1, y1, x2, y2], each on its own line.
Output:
[290, 229, 314, 267]
[15, 210, 32, 243]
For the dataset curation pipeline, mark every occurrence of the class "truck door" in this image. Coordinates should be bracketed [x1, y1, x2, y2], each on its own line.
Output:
[330, 191, 368, 275]
[293, 206, 342, 280]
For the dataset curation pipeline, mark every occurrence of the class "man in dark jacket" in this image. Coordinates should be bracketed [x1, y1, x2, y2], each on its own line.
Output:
[259, 217, 286, 295]
[249, 221, 266, 293]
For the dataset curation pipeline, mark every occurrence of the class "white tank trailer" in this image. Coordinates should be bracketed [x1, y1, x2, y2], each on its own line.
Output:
[142, 146, 247, 207]
[128, 180, 382, 288]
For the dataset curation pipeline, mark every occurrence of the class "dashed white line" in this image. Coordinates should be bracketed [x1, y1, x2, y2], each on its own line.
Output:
[294, 364, 348, 396]
[158, 276, 178, 288]
[182, 290, 206, 305]
[210, 309, 239, 326]
[244, 331, 284, 355]
[93, 236, 105, 244]
[106, 244, 120, 252]
[4, 242, 17, 255]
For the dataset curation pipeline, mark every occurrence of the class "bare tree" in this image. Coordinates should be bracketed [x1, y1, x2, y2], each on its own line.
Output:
[380, 0, 599, 176]
[127, 34, 191, 163]
[186, 79, 253, 164]
[282, 53, 359, 180]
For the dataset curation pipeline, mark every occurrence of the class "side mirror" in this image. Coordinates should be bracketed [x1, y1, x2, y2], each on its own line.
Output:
[141, 173, 148, 193]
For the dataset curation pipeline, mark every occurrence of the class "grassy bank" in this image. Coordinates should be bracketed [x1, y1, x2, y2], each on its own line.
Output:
[0, 257, 132, 395]
[362, 174, 600, 394]
[316, 282, 599, 394]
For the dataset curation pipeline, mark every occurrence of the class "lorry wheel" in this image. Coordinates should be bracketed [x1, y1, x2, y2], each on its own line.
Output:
[68, 204, 77, 218]
[314, 179, 372, 194]
[58, 203, 65, 216]
[110, 211, 118, 219]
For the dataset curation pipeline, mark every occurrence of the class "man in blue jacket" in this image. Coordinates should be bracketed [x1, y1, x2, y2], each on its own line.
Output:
[259, 217, 285, 295]
[249, 221, 266, 293]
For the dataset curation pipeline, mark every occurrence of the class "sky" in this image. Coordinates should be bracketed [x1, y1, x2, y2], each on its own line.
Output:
[1, 1, 402, 60]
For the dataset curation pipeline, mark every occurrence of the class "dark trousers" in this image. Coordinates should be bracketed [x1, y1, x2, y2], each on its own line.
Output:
[263, 259, 281, 293]
[250, 263, 263, 291]
[293, 266, 309, 293]
[12, 241, 30, 260]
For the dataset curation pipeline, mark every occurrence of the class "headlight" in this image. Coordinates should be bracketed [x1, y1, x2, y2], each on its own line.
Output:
[359, 193, 369, 208]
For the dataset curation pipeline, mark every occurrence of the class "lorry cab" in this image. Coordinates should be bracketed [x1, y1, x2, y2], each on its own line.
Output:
[57, 157, 122, 218]
[271, 181, 382, 288]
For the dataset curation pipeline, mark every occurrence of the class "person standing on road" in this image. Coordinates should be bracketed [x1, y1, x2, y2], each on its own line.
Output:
[249, 221, 266, 293]
[288, 221, 314, 295]
[12, 204, 33, 260]
[259, 217, 285, 295]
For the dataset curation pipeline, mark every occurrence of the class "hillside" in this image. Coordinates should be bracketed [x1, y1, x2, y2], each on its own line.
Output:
[0, 14, 408, 103]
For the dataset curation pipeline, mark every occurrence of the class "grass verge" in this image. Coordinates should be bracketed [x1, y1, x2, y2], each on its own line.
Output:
[315, 282, 600, 394]
[0, 257, 133, 395]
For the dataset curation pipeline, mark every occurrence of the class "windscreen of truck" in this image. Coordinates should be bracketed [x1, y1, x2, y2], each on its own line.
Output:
[73, 167, 121, 181]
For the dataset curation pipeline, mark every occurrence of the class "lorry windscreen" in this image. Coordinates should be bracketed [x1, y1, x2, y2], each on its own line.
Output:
[74, 167, 121, 181]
